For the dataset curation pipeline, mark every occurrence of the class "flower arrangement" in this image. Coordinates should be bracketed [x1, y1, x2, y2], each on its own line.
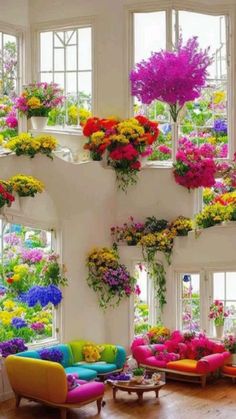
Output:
[15, 82, 64, 118]
[20, 285, 62, 307]
[83, 115, 159, 190]
[130, 37, 212, 122]
[173, 137, 217, 190]
[170, 216, 193, 236]
[195, 203, 231, 229]
[223, 335, 236, 354]
[86, 247, 138, 309]
[0, 338, 27, 357]
[9, 174, 44, 197]
[146, 326, 170, 344]
[4, 132, 58, 159]
[209, 300, 229, 326]
[38, 347, 63, 363]
[111, 216, 145, 245]
[0, 183, 15, 208]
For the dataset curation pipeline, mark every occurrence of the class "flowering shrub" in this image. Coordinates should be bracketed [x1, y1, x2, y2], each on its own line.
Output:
[0, 338, 27, 357]
[130, 37, 212, 122]
[15, 82, 64, 118]
[83, 115, 159, 190]
[195, 203, 231, 229]
[38, 348, 63, 363]
[173, 138, 217, 190]
[4, 132, 58, 159]
[209, 300, 229, 326]
[86, 247, 138, 309]
[223, 335, 236, 354]
[170, 216, 193, 236]
[9, 174, 44, 197]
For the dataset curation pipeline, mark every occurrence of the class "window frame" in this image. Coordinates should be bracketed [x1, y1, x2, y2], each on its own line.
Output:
[126, 1, 235, 163]
[0, 214, 63, 348]
[175, 264, 236, 337]
[31, 17, 96, 131]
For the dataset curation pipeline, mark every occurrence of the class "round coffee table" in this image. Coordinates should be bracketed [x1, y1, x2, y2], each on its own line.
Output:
[107, 379, 165, 402]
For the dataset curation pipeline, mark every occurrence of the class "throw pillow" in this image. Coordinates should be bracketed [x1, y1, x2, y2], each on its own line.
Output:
[67, 373, 80, 390]
[38, 348, 64, 363]
[82, 344, 104, 363]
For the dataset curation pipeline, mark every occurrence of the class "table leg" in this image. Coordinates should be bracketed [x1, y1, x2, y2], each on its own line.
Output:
[155, 390, 159, 398]
[113, 387, 118, 400]
[137, 391, 143, 402]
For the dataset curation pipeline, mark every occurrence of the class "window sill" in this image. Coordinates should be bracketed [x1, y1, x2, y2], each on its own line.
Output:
[30, 126, 83, 136]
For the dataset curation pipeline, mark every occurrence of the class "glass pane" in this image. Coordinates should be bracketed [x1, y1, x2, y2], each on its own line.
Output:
[134, 12, 166, 63]
[40, 32, 53, 72]
[66, 72, 77, 95]
[54, 31, 64, 47]
[65, 30, 76, 45]
[40, 72, 53, 83]
[54, 48, 64, 71]
[213, 272, 225, 300]
[54, 72, 64, 89]
[78, 27, 92, 70]
[226, 272, 236, 300]
[225, 302, 236, 333]
[181, 273, 200, 332]
[78, 71, 91, 96]
[134, 264, 149, 335]
[66, 45, 77, 71]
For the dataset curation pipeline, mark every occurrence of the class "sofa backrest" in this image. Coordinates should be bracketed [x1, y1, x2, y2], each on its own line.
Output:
[5, 355, 67, 404]
[16, 344, 74, 368]
[68, 340, 89, 363]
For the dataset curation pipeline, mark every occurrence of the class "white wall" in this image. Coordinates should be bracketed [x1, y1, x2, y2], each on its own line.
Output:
[0, 0, 29, 27]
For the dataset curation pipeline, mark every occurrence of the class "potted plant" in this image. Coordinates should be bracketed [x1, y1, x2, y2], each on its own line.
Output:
[208, 300, 229, 339]
[15, 82, 64, 130]
[132, 367, 145, 384]
[223, 335, 236, 365]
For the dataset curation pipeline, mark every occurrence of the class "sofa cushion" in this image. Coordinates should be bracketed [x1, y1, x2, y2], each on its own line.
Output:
[222, 365, 236, 376]
[166, 359, 198, 373]
[16, 350, 40, 359]
[66, 381, 104, 404]
[114, 345, 126, 369]
[132, 344, 166, 364]
[143, 356, 167, 368]
[65, 366, 97, 381]
[76, 362, 117, 374]
[100, 345, 117, 363]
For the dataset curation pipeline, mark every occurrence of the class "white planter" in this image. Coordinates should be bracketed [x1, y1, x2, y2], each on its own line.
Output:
[56, 134, 90, 162]
[31, 116, 48, 130]
[215, 324, 224, 339]
[141, 157, 149, 168]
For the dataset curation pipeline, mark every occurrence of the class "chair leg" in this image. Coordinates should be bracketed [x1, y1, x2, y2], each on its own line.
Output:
[60, 407, 67, 419]
[97, 398, 102, 414]
[201, 375, 206, 388]
[15, 393, 21, 408]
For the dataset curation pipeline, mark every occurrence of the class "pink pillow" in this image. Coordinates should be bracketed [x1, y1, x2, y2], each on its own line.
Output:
[67, 373, 80, 391]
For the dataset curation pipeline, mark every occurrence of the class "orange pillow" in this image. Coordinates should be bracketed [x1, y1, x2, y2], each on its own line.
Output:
[167, 359, 198, 373]
[222, 365, 236, 376]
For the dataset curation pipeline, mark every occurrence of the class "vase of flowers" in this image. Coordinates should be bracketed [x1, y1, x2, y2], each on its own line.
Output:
[209, 300, 229, 338]
[15, 82, 64, 129]
[132, 367, 145, 384]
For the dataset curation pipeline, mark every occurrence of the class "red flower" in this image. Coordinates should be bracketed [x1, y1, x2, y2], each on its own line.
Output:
[109, 144, 138, 161]
[7, 278, 14, 284]
[100, 119, 118, 130]
[83, 117, 101, 137]
[130, 161, 141, 170]
[135, 115, 149, 125]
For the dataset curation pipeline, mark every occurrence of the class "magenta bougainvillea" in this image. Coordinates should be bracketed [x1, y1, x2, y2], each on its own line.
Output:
[130, 37, 212, 121]
[173, 138, 217, 190]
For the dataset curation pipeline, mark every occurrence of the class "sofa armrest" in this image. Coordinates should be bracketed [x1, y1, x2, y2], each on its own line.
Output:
[196, 352, 230, 374]
[132, 344, 166, 364]
[115, 345, 126, 369]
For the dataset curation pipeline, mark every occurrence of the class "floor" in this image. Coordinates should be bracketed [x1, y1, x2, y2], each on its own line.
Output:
[1, 379, 236, 419]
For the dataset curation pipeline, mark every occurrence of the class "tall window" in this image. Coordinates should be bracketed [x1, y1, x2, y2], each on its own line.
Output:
[0, 31, 18, 139]
[134, 263, 158, 336]
[0, 220, 61, 345]
[39, 27, 92, 127]
[177, 269, 236, 337]
[133, 10, 229, 162]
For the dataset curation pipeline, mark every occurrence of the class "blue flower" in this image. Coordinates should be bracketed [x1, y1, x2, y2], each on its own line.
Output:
[20, 285, 62, 308]
[213, 119, 227, 134]
[11, 317, 27, 329]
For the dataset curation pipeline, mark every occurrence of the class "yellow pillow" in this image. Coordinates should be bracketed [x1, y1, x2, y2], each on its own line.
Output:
[82, 344, 104, 363]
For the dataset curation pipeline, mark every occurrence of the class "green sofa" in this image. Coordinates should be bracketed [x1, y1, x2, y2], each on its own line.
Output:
[16, 340, 126, 381]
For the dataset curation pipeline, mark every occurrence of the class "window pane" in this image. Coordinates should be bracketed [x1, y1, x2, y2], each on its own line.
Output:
[40, 72, 53, 83]
[54, 31, 64, 47]
[78, 71, 91, 96]
[213, 272, 225, 300]
[66, 45, 77, 71]
[78, 27, 92, 70]
[54, 48, 64, 71]
[134, 12, 166, 63]
[134, 264, 150, 335]
[40, 32, 53, 72]
[226, 272, 236, 300]
[66, 72, 77, 95]
[54, 72, 64, 89]
[181, 273, 200, 331]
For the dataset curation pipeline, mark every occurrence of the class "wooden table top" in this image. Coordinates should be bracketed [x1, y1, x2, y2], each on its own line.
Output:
[107, 379, 165, 391]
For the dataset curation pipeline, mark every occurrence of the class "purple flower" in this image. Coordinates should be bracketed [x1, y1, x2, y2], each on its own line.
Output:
[38, 348, 63, 363]
[130, 37, 212, 116]
[31, 322, 45, 332]
[0, 338, 28, 357]
[21, 248, 44, 263]
[4, 233, 21, 246]
[214, 119, 227, 134]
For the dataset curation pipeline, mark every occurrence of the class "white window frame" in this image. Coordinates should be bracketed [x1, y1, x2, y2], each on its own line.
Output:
[175, 262, 236, 337]
[0, 214, 63, 348]
[31, 17, 97, 132]
[126, 1, 235, 162]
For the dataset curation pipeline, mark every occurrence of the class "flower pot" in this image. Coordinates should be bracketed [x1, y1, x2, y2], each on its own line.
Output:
[215, 324, 224, 339]
[229, 353, 236, 366]
[141, 156, 149, 168]
[132, 375, 144, 384]
[31, 116, 48, 130]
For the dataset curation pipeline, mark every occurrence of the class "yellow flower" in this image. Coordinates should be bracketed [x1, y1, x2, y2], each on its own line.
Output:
[27, 96, 42, 109]
[3, 300, 16, 310]
[212, 91, 226, 105]
[91, 131, 105, 145]
[12, 274, 21, 282]
[109, 134, 129, 144]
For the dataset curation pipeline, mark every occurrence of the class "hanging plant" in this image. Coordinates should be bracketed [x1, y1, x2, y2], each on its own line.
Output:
[86, 246, 140, 309]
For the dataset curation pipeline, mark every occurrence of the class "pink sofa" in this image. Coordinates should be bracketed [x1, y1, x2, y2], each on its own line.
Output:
[131, 332, 230, 387]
